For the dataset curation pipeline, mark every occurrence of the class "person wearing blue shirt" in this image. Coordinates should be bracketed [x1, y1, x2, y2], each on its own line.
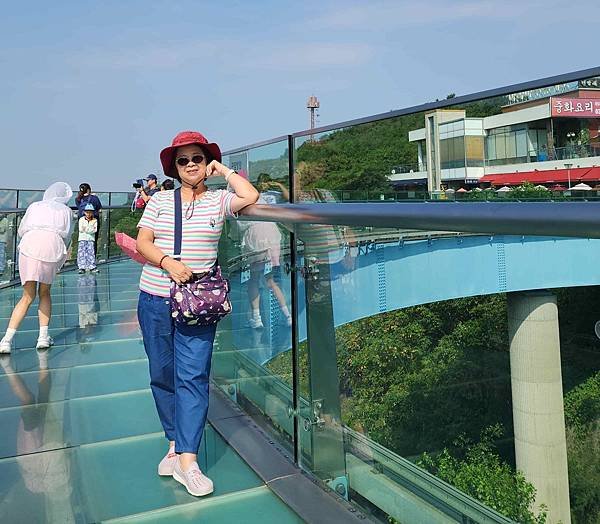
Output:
[75, 183, 102, 218]
[140, 174, 160, 204]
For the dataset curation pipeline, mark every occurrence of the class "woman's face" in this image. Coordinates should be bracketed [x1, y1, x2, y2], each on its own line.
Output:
[175, 144, 207, 188]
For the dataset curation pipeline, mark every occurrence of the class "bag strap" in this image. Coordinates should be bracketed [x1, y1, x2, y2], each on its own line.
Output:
[173, 188, 219, 271]
[173, 187, 182, 260]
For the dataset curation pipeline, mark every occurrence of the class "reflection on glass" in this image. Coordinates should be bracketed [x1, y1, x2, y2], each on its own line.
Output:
[212, 142, 294, 452]
[17, 191, 45, 209]
[248, 142, 289, 183]
[0, 190, 18, 209]
[214, 215, 294, 450]
[0, 350, 76, 522]
[78, 274, 99, 343]
[0, 213, 16, 284]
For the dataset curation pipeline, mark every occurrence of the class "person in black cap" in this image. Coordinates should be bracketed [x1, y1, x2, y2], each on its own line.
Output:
[140, 174, 160, 204]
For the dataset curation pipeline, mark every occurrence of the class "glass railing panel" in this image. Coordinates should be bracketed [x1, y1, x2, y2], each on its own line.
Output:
[292, 113, 427, 198]
[288, 73, 600, 200]
[292, 223, 599, 523]
[109, 191, 136, 207]
[214, 141, 293, 451]
[215, 216, 295, 452]
[108, 207, 141, 259]
[17, 190, 44, 208]
[0, 212, 17, 284]
[0, 189, 17, 209]
[248, 142, 290, 185]
[96, 207, 110, 263]
[222, 139, 290, 195]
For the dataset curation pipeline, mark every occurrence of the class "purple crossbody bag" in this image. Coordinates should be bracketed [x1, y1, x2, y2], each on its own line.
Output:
[169, 188, 232, 326]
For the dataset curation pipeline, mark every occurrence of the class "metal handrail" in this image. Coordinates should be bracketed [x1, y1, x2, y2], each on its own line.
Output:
[239, 201, 600, 239]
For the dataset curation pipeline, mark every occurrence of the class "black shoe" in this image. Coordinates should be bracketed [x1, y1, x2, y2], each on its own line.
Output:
[78, 269, 85, 274]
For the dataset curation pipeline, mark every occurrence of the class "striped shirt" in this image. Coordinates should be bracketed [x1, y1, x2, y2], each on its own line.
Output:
[137, 189, 235, 297]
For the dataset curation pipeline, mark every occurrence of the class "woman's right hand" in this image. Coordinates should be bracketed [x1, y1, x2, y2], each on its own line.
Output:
[162, 257, 193, 284]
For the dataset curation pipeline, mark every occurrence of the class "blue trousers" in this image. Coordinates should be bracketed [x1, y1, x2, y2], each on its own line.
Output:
[137, 291, 216, 454]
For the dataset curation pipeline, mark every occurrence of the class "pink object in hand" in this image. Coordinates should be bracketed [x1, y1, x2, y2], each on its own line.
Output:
[115, 232, 147, 264]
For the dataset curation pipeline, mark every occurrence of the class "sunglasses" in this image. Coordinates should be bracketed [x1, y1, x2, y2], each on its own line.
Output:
[176, 155, 205, 167]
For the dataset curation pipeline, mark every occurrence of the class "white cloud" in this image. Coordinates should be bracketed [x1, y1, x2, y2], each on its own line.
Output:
[65, 39, 374, 75]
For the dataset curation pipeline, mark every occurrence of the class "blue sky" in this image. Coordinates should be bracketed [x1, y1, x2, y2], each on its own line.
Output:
[1, 0, 599, 192]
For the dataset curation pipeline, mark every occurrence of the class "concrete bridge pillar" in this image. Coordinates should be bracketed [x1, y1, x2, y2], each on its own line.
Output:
[507, 291, 571, 524]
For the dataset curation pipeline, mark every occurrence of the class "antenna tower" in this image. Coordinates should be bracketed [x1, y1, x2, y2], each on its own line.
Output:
[307, 95, 320, 140]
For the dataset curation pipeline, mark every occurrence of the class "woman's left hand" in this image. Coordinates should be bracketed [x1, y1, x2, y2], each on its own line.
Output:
[205, 160, 231, 178]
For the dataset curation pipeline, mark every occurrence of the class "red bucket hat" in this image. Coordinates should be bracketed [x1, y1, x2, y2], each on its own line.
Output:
[160, 131, 222, 179]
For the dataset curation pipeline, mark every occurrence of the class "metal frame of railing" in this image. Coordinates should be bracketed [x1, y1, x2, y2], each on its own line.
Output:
[239, 201, 600, 239]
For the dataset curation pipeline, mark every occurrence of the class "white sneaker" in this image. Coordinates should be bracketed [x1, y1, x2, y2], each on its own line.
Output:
[158, 447, 177, 476]
[248, 316, 264, 329]
[36, 335, 54, 350]
[173, 459, 213, 497]
[0, 338, 12, 354]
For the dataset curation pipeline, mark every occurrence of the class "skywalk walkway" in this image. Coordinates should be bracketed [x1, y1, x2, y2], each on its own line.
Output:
[0, 260, 307, 523]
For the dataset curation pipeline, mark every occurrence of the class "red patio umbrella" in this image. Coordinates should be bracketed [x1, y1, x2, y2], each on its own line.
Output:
[550, 184, 567, 191]
[115, 232, 147, 264]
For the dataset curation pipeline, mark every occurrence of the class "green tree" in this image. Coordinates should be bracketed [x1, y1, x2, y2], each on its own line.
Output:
[418, 425, 547, 523]
[566, 423, 600, 523]
[296, 113, 424, 192]
[336, 296, 512, 455]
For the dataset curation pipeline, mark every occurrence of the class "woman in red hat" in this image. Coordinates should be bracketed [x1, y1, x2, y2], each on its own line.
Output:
[136, 131, 258, 496]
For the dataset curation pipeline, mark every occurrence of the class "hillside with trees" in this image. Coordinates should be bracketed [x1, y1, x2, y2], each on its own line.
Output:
[267, 287, 600, 523]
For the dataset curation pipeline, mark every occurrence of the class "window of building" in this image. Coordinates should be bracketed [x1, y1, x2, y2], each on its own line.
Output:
[485, 125, 533, 166]
[465, 136, 484, 167]
[440, 136, 465, 169]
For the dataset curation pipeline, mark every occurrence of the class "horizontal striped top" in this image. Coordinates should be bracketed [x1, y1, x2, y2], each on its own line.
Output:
[137, 189, 235, 297]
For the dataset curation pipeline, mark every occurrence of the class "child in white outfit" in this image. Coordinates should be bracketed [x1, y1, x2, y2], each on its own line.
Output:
[77, 204, 98, 273]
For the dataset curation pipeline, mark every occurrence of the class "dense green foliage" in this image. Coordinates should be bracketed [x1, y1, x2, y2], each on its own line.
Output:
[109, 208, 140, 257]
[564, 372, 600, 432]
[266, 287, 600, 522]
[293, 97, 505, 192]
[336, 296, 511, 455]
[566, 423, 600, 523]
[563, 371, 600, 523]
[295, 115, 423, 191]
[418, 425, 546, 524]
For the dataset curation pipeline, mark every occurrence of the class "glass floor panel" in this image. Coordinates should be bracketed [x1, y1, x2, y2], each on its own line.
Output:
[0, 260, 303, 523]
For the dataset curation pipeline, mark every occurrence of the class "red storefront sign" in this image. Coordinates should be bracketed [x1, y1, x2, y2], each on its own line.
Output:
[551, 97, 600, 117]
